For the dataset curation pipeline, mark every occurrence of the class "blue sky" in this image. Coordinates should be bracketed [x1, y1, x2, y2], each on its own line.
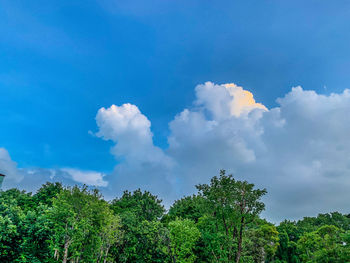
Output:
[1, 0, 350, 221]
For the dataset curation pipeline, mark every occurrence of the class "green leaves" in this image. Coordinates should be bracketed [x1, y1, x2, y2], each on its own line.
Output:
[33, 182, 63, 207]
[111, 189, 165, 222]
[1, 172, 349, 262]
[46, 185, 122, 263]
[168, 218, 200, 263]
[243, 224, 280, 262]
[296, 225, 349, 262]
[196, 170, 267, 262]
[167, 195, 205, 223]
[110, 189, 168, 262]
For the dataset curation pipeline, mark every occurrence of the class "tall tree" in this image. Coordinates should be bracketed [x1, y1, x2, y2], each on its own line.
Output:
[196, 170, 267, 263]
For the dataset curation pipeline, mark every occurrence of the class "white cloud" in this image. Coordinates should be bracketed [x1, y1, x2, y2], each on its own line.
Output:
[2, 82, 350, 222]
[0, 148, 23, 183]
[94, 103, 174, 198]
[95, 104, 167, 163]
[61, 168, 108, 187]
[0, 147, 108, 190]
[96, 82, 350, 221]
[194, 82, 267, 119]
[2, 166, 109, 192]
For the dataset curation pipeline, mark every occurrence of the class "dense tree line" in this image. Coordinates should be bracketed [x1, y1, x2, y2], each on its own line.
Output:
[0, 170, 349, 262]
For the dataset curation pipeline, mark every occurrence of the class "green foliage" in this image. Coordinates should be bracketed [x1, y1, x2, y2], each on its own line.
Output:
[0, 188, 34, 213]
[47, 185, 121, 263]
[243, 224, 279, 262]
[110, 189, 167, 262]
[134, 220, 169, 263]
[0, 171, 349, 262]
[111, 189, 165, 222]
[17, 206, 54, 262]
[167, 195, 205, 223]
[33, 182, 63, 207]
[275, 221, 301, 263]
[0, 199, 24, 262]
[296, 225, 349, 262]
[297, 212, 350, 233]
[168, 218, 200, 263]
[196, 170, 267, 262]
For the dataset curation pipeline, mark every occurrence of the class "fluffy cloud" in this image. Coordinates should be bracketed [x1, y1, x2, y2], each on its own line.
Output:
[0, 148, 23, 183]
[2, 82, 350, 222]
[194, 82, 267, 119]
[95, 104, 174, 198]
[96, 82, 350, 221]
[95, 104, 167, 163]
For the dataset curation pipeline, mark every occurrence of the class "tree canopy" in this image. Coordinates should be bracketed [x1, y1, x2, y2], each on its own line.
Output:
[0, 171, 349, 262]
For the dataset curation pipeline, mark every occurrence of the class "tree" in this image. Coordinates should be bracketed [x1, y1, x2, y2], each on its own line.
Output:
[0, 189, 33, 262]
[275, 220, 301, 263]
[168, 218, 200, 263]
[243, 223, 279, 262]
[167, 195, 205, 223]
[135, 220, 169, 263]
[0, 188, 34, 213]
[97, 212, 122, 263]
[196, 170, 267, 263]
[166, 195, 208, 262]
[297, 212, 350, 233]
[0, 200, 24, 262]
[110, 189, 167, 262]
[17, 205, 53, 262]
[33, 182, 63, 207]
[111, 189, 165, 222]
[47, 185, 121, 263]
[297, 225, 346, 263]
[3, 179, 350, 263]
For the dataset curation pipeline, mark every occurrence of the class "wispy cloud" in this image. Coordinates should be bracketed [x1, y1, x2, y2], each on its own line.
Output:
[61, 168, 108, 187]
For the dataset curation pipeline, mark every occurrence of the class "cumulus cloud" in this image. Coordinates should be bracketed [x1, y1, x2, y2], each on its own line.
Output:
[2, 82, 350, 222]
[94, 104, 174, 198]
[194, 82, 267, 119]
[96, 82, 350, 222]
[0, 148, 23, 183]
